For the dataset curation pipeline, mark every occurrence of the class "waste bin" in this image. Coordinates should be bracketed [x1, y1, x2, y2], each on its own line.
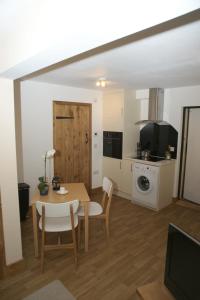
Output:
[18, 183, 30, 221]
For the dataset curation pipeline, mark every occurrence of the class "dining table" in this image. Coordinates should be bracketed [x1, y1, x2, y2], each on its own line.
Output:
[31, 182, 90, 257]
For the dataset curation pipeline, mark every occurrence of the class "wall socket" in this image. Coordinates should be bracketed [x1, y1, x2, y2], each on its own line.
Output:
[93, 170, 99, 175]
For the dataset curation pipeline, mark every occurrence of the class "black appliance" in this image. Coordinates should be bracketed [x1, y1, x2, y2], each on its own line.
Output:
[164, 223, 200, 300]
[140, 123, 178, 158]
[103, 131, 123, 159]
[52, 176, 61, 190]
[18, 183, 30, 221]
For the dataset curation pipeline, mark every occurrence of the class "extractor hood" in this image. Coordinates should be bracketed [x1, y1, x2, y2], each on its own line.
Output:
[135, 88, 169, 125]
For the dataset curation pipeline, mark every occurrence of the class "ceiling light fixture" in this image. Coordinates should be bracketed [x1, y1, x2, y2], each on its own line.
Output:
[96, 78, 107, 88]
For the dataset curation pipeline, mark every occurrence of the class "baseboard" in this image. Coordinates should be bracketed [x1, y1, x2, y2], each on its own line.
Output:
[4, 258, 25, 278]
[172, 197, 179, 202]
[132, 199, 159, 211]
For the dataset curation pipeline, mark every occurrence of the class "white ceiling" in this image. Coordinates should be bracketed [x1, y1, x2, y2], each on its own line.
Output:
[31, 20, 200, 90]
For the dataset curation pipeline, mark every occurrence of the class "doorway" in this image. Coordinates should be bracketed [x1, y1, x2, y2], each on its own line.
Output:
[53, 101, 91, 191]
[178, 107, 200, 204]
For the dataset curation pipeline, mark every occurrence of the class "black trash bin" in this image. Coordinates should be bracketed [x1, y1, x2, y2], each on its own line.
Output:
[18, 183, 30, 221]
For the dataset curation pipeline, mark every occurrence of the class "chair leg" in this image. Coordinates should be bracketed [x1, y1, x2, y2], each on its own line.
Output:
[41, 205, 46, 273]
[58, 233, 61, 245]
[78, 218, 82, 250]
[72, 228, 78, 267]
[105, 217, 110, 240]
[41, 229, 45, 273]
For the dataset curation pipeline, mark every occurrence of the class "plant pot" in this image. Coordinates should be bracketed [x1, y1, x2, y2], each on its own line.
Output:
[39, 185, 49, 196]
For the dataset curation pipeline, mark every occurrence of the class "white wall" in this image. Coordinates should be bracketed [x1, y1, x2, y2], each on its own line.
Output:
[20, 80, 103, 196]
[102, 89, 140, 158]
[164, 85, 200, 197]
[0, 79, 22, 265]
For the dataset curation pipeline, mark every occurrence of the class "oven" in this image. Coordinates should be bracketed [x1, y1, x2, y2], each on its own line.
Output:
[103, 131, 123, 159]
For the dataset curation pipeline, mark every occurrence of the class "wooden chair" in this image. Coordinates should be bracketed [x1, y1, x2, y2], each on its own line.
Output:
[78, 177, 113, 245]
[36, 200, 79, 272]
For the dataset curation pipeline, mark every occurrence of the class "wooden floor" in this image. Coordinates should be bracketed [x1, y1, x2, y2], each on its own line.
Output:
[0, 193, 200, 300]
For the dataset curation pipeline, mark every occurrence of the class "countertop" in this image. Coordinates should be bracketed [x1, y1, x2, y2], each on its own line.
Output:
[124, 156, 176, 167]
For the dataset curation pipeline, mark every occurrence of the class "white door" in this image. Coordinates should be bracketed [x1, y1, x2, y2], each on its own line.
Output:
[183, 108, 200, 204]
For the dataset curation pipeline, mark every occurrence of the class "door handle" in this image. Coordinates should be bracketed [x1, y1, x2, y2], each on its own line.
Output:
[85, 133, 89, 144]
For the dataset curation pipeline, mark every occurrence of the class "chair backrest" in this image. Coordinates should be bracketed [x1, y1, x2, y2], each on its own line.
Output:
[36, 200, 79, 218]
[102, 177, 113, 197]
[101, 177, 113, 215]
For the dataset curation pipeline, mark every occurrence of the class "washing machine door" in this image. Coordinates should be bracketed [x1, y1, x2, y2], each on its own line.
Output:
[136, 175, 152, 193]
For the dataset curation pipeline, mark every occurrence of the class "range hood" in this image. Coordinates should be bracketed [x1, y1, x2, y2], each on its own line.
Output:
[135, 88, 169, 125]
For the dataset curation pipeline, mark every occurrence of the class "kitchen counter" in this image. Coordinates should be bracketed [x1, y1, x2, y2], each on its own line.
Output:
[124, 156, 176, 167]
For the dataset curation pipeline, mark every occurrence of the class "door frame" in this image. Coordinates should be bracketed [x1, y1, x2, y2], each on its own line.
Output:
[53, 101, 92, 190]
[178, 106, 200, 199]
[0, 194, 5, 279]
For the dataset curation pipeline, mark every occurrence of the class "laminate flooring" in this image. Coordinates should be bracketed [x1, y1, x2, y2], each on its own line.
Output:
[0, 193, 200, 300]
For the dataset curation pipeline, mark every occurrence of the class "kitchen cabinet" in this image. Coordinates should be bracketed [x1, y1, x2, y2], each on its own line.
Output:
[103, 90, 124, 132]
[102, 157, 133, 200]
[102, 157, 121, 191]
[120, 159, 133, 195]
[102, 89, 140, 158]
[102, 89, 140, 200]
[136, 89, 149, 99]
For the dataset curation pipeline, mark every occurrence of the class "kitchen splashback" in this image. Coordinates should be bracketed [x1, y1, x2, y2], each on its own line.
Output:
[140, 123, 178, 159]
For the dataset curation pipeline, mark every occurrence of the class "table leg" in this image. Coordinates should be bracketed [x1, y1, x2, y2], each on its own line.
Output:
[84, 202, 89, 252]
[32, 204, 39, 257]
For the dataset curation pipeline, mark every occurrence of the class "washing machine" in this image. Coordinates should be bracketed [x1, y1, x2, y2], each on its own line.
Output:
[132, 162, 160, 210]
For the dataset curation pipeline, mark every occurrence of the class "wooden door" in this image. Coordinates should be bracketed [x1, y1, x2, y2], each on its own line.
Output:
[53, 102, 91, 191]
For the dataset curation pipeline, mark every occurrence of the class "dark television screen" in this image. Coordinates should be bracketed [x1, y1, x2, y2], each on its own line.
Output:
[164, 224, 200, 300]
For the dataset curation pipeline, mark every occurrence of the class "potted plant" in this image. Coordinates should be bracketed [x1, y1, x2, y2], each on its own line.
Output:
[38, 176, 49, 196]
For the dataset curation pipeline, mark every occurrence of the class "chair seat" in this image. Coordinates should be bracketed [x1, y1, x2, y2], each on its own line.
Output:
[39, 215, 78, 232]
[78, 201, 103, 217]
